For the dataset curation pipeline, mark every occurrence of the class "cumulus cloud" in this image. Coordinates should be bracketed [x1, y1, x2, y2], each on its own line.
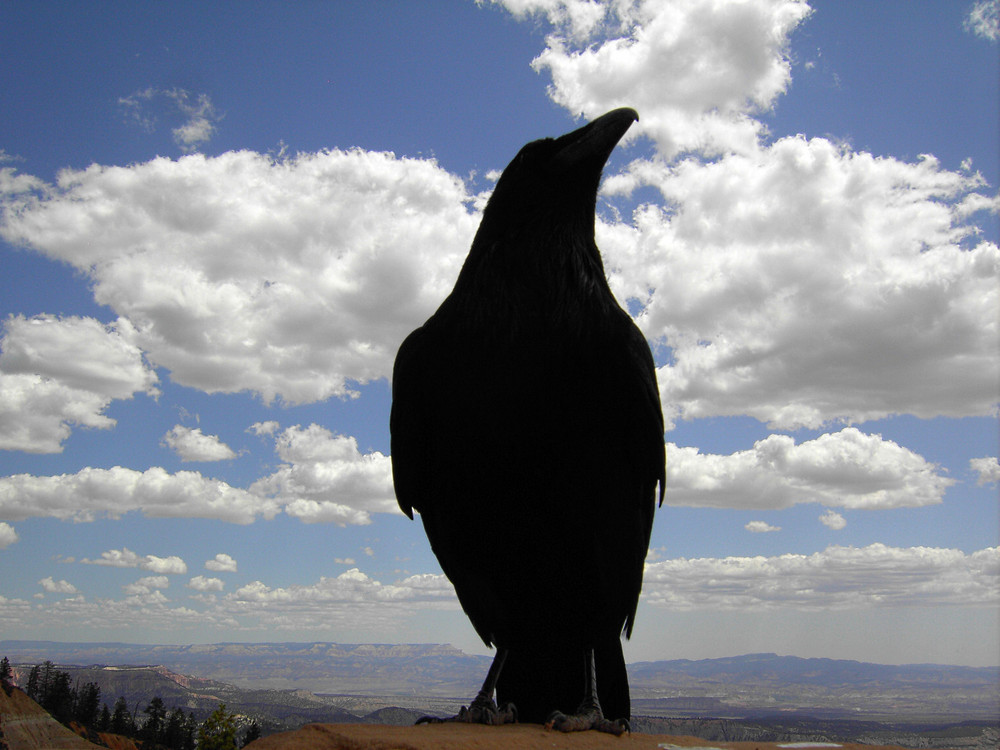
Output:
[249, 421, 279, 436]
[494, 0, 811, 157]
[819, 509, 846, 530]
[6, 546, 997, 637]
[642, 544, 1000, 609]
[970, 456, 1000, 486]
[251, 424, 398, 526]
[0, 315, 158, 452]
[119, 88, 222, 152]
[745, 521, 780, 533]
[219, 569, 459, 632]
[205, 553, 238, 572]
[188, 575, 225, 592]
[39, 576, 78, 594]
[81, 547, 187, 574]
[0, 425, 393, 525]
[0, 521, 18, 549]
[0, 466, 279, 524]
[0, 149, 475, 405]
[231, 568, 455, 605]
[0, 568, 458, 637]
[965, 0, 999, 40]
[162, 425, 237, 462]
[602, 140, 999, 429]
[491, 2, 998, 431]
[665, 428, 954, 510]
[123, 575, 170, 595]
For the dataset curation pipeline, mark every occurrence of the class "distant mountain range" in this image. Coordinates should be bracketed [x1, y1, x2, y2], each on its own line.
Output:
[2, 641, 997, 723]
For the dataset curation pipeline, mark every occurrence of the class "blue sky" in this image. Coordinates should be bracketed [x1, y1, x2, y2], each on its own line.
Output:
[0, 1, 997, 669]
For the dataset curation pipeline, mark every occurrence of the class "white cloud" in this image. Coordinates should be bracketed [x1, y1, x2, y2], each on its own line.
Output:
[119, 88, 221, 152]
[218, 570, 460, 633]
[123, 575, 170, 595]
[665, 428, 954, 510]
[496, 0, 811, 157]
[205, 553, 238, 572]
[486, 0, 609, 40]
[0, 425, 395, 526]
[249, 421, 279, 436]
[251, 424, 398, 526]
[970, 456, 1000, 486]
[0, 466, 280, 524]
[0, 315, 158, 453]
[188, 575, 225, 592]
[0, 521, 18, 549]
[745, 521, 780, 533]
[81, 547, 187, 575]
[602, 139, 999, 429]
[39, 576, 78, 595]
[0, 149, 475, 405]
[1, 568, 459, 638]
[231, 568, 455, 605]
[162, 425, 237, 462]
[165, 90, 220, 152]
[819, 509, 846, 530]
[642, 544, 1000, 609]
[965, 0, 999, 40]
[490, 3, 999, 432]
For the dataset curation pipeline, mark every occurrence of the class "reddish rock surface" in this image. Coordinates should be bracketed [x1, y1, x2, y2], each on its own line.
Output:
[245, 722, 912, 750]
[0, 686, 101, 749]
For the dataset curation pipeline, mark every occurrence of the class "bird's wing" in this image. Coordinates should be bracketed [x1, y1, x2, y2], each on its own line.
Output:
[618, 314, 666, 638]
[389, 325, 433, 521]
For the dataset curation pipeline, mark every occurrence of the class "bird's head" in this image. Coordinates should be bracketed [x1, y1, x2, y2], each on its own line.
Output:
[476, 107, 639, 242]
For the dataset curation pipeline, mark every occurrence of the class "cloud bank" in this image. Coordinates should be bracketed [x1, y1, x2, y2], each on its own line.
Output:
[643, 544, 1000, 610]
[2, 544, 994, 640]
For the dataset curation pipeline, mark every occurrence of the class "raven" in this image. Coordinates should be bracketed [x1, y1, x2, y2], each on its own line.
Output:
[390, 108, 664, 734]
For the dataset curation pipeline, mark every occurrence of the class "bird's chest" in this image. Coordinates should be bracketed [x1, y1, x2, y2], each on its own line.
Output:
[441, 324, 615, 446]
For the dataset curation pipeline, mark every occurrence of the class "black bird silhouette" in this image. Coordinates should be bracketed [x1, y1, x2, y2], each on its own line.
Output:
[390, 108, 664, 734]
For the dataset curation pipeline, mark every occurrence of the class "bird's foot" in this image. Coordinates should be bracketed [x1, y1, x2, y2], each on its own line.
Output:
[416, 695, 517, 726]
[545, 702, 628, 736]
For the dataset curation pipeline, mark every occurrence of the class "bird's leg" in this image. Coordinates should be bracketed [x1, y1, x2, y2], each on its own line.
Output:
[415, 648, 517, 726]
[545, 649, 629, 736]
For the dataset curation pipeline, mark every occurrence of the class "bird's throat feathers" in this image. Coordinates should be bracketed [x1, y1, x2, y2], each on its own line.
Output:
[448, 215, 615, 335]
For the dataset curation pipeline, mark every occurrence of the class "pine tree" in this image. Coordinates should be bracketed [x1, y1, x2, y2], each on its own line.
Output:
[142, 696, 167, 744]
[75, 682, 101, 727]
[197, 704, 238, 750]
[163, 707, 187, 750]
[97, 703, 111, 732]
[182, 710, 198, 750]
[0, 657, 12, 696]
[110, 696, 132, 735]
[45, 670, 74, 724]
[25, 665, 39, 701]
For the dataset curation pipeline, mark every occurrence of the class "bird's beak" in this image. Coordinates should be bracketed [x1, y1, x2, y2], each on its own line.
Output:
[552, 107, 639, 175]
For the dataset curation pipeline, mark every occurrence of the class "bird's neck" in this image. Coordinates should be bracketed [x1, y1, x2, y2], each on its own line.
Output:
[444, 221, 616, 338]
